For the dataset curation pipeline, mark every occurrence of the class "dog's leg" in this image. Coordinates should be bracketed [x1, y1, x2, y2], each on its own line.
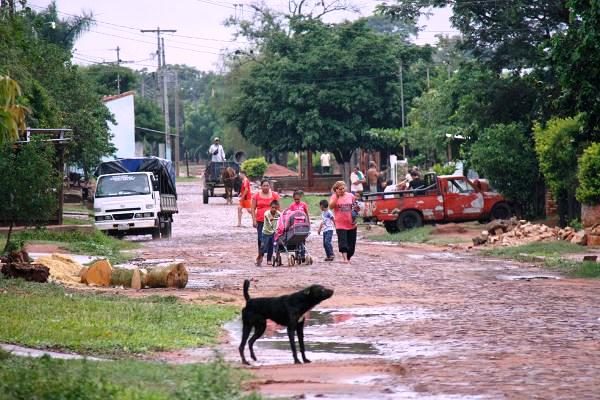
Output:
[296, 321, 311, 363]
[286, 324, 301, 364]
[248, 319, 266, 361]
[239, 321, 253, 365]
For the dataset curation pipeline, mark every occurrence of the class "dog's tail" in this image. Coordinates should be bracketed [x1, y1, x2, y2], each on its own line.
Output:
[243, 279, 251, 301]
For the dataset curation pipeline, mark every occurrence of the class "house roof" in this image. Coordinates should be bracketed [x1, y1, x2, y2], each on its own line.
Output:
[102, 91, 135, 103]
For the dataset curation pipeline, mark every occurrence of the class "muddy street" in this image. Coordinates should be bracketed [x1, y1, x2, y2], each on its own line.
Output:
[139, 181, 600, 399]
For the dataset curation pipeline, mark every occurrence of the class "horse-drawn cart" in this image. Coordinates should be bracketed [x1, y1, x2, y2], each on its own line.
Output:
[203, 161, 240, 204]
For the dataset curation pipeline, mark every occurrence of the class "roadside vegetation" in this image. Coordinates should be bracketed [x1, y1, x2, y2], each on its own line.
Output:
[368, 226, 467, 245]
[0, 229, 138, 264]
[482, 242, 599, 278]
[0, 350, 260, 400]
[0, 278, 237, 356]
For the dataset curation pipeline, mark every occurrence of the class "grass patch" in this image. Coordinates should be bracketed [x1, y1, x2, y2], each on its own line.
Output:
[369, 226, 435, 243]
[0, 354, 260, 400]
[482, 241, 599, 278]
[0, 278, 238, 356]
[481, 241, 587, 260]
[280, 194, 327, 217]
[0, 229, 139, 264]
[62, 217, 93, 226]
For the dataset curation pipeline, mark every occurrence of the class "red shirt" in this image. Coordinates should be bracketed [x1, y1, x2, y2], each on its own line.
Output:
[288, 201, 309, 216]
[329, 192, 355, 230]
[253, 191, 280, 222]
[240, 177, 251, 201]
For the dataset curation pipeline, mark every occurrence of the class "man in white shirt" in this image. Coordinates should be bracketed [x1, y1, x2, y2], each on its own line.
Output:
[320, 151, 331, 174]
[208, 137, 226, 162]
[350, 165, 365, 196]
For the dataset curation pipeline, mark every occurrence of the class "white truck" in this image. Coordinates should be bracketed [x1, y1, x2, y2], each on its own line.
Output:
[93, 157, 178, 239]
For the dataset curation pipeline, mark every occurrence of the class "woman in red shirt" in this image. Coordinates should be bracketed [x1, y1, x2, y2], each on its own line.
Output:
[329, 180, 358, 263]
[237, 171, 252, 227]
[251, 180, 280, 265]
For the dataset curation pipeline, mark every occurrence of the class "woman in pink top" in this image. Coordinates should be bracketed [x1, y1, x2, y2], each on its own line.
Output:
[329, 181, 357, 263]
[251, 180, 280, 264]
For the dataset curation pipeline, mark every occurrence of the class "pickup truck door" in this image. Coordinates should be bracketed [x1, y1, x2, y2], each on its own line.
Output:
[443, 177, 484, 221]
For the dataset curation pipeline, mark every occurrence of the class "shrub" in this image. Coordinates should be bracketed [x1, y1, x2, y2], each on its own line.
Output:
[432, 163, 456, 176]
[470, 123, 541, 217]
[241, 157, 268, 179]
[576, 142, 600, 205]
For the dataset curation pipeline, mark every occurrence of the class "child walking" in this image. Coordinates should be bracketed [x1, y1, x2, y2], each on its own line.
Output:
[257, 200, 281, 266]
[318, 199, 335, 261]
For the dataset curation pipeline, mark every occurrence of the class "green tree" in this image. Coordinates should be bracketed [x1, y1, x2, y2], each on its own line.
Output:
[576, 143, 600, 205]
[82, 64, 139, 96]
[470, 123, 542, 218]
[227, 19, 419, 178]
[183, 100, 222, 161]
[0, 140, 60, 253]
[534, 116, 581, 224]
[0, 75, 28, 144]
[135, 96, 164, 132]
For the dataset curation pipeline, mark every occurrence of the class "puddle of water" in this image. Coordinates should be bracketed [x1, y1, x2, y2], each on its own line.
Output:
[496, 274, 560, 281]
[261, 339, 378, 355]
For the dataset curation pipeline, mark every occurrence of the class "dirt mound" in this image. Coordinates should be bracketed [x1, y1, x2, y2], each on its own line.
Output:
[264, 164, 298, 178]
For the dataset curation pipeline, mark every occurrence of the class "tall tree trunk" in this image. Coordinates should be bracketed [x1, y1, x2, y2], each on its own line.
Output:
[2, 220, 14, 254]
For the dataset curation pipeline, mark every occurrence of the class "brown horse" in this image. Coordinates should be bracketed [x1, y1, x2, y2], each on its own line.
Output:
[222, 166, 237, 205]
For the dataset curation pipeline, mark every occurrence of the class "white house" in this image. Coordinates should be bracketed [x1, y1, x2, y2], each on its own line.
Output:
[102, 91, 136, 159]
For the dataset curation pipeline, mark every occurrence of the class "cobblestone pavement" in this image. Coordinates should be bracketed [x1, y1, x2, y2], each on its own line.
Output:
[141, 181, 600, 400]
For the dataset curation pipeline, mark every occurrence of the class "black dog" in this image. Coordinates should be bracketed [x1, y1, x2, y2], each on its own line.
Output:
[239, 279, 334, 365]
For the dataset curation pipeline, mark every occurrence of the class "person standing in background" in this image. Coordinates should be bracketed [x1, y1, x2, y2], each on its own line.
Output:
[320, 151, 331, 174]
[350, 165, 366, 197]
[237, 170, 252, 227]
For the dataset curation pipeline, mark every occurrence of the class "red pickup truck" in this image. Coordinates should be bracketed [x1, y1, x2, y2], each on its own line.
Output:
[362, 174, 512, 233]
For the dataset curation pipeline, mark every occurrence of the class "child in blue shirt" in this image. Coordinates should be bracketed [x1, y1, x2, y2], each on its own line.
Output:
[318, 199, 335, 261]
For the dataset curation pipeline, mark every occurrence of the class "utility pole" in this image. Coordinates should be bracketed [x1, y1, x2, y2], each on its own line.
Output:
[114, 46, 122, 94]
[174, 71, 181, 176]
[140, 27, 176, 161]
[399, 60, 406, 159]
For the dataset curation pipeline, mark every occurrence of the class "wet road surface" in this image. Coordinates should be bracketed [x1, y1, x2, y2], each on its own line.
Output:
[140, 181, 600, 399]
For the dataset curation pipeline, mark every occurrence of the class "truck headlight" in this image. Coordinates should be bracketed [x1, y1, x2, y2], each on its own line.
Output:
[95, 215, 113, 221]
[135, 212, 154, 218]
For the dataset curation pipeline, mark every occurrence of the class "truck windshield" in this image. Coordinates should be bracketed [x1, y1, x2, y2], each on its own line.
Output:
[96, 174, 150, 198]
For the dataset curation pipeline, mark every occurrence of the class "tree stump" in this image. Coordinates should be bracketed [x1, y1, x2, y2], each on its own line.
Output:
[1, 263, 49, 283]
[80, 259, 112, 286]
[142, 263, 188, 289]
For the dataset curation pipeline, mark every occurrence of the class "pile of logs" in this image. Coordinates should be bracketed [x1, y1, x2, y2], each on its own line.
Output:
[81, 259, 188, 289]
[1, 250, 188, 289]
[473, 219, 589, 247]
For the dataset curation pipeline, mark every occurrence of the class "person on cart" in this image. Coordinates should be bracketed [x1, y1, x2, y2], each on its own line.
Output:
[208, 137, 226, 162]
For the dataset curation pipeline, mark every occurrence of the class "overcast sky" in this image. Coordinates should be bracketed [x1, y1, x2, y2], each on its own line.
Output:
[31, 0, 458, 72]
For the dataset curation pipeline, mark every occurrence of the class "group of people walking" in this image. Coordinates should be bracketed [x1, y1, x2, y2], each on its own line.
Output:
[234, 173, 359, 265]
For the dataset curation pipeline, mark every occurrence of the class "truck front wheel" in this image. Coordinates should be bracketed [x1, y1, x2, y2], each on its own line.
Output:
[384, 221, 399, 234]
[152, 227, 161, 240]
[491, 202, 512, 220]
[397, 210, 423, 231]
[161, 221, 172, 239]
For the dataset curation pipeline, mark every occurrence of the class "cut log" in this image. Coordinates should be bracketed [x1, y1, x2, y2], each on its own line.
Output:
[131, 268, 142, 290]
[110, 267, 135, 287]
[81, 259, 112, 286]
[1, 263, 49, 283]
[142, 263, 188, 289]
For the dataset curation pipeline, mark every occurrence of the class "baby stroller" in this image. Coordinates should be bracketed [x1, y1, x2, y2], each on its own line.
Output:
[273, 210, 313, 266]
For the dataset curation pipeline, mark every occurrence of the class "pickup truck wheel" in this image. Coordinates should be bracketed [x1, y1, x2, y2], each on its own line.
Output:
[397, 210, 423, 231]
[202, 189, 209, 204]
[491, 202, 512, 220]
[384, 221, 399, 234]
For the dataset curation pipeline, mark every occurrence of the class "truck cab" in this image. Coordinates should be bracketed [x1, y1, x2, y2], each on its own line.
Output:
[93, 157, 178, 239]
